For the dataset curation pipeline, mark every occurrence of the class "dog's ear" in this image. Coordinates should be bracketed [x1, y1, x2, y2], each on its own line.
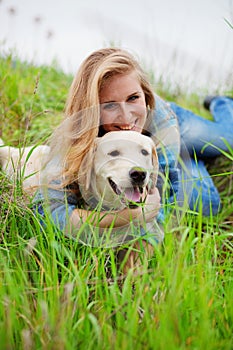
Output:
[80, 138, 99, 191]
[150, 145, 159, 188]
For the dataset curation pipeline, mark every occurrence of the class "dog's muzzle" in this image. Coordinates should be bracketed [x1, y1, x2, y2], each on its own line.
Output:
[108, 166, 148, 208]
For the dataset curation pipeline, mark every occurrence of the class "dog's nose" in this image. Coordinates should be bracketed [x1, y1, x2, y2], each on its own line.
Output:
[129, 168, 146, 185]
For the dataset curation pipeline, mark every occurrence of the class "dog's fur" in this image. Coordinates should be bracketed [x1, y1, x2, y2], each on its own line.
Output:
[0, 138, 50, 195]
[0, 131, 160, 273]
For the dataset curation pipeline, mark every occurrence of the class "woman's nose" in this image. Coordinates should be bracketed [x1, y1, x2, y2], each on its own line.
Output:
[117, 102, 132, 123]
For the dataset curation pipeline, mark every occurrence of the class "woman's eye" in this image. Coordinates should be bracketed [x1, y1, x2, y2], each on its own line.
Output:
[108, 150, 120, 157]
[103, 102, 117, 110]
[128, 95, 139, 102]
[141, 149, 149, 156]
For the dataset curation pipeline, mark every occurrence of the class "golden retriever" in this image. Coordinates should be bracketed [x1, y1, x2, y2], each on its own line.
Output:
[0, 131, 161, 273]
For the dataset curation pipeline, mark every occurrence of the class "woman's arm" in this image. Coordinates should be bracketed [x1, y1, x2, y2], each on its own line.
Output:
[69, 187, 161, 229]
[34, 182, 160, 237]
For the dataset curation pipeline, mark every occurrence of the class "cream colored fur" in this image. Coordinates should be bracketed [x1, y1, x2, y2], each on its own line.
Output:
[0, 139, 49, 195]
[80, 130, 158, 210]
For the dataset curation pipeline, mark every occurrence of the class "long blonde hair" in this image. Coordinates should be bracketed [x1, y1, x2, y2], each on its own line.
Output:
[49, 47, 156, 186]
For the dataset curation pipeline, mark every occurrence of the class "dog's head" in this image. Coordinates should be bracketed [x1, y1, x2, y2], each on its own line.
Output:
[79, 131, 158, 210]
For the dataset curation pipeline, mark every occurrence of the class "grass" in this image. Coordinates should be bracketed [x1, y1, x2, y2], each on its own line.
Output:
[0, 52, 233, 350]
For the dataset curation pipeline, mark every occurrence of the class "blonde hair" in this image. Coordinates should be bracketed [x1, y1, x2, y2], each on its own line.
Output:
[49, 47, 156, 186]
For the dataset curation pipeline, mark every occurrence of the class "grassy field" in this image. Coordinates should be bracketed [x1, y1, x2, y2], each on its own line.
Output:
[0, 53, 233, 350]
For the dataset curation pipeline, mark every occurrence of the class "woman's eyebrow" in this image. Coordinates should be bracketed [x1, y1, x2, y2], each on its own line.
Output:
[101, 91, 142, 104]
[129, 90, 142, 95]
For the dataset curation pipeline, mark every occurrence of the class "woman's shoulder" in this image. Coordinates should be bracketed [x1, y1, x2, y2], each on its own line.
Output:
[147, 94, 180, 167]
[154, 94, 178, 124]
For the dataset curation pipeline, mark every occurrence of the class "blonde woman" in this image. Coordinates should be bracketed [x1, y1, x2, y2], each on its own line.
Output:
[34, 47, 232, 264]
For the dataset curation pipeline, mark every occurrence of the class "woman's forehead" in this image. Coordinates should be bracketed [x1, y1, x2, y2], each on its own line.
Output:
[99, 72, 143, 101]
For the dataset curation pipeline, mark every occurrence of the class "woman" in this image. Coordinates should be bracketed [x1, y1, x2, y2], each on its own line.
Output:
[35, 47, 233, 250]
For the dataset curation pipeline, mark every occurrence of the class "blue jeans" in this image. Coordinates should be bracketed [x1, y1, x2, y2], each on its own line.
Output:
[170, 97, 233, 215]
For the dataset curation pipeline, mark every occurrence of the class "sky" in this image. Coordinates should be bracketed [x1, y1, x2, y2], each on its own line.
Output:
[0, 0, 233, 91]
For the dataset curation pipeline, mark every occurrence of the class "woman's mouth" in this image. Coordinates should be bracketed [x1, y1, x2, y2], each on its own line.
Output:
[102, 119, 143, 133]
[114, 121, 138, 131]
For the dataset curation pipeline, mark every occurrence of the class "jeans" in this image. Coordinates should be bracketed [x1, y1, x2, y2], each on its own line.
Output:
[169, 97, 233, 216]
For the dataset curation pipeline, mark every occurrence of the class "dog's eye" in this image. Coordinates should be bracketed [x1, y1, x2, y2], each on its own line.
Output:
[108, 150, 120, 157]
[141, 149, 149, 156]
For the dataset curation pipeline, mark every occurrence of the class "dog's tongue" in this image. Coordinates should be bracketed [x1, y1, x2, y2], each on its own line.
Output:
[124, 187, 141, 202]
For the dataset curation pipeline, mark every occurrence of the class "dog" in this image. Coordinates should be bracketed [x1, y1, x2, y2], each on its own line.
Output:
[0, 131, 161, 273]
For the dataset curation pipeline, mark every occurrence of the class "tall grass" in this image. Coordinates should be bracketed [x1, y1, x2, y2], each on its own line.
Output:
[0, 53, 233, 350]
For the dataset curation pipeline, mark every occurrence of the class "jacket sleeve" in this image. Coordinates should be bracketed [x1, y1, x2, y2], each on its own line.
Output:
[150, 95, 181, 221]
[33, 183, 78, 231]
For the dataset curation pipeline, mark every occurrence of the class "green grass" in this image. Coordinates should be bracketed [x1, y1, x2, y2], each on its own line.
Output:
[0, 52, 233, 350]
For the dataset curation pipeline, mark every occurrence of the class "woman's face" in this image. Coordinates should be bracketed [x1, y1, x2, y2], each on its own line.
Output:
[99, 72, 147, 133]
